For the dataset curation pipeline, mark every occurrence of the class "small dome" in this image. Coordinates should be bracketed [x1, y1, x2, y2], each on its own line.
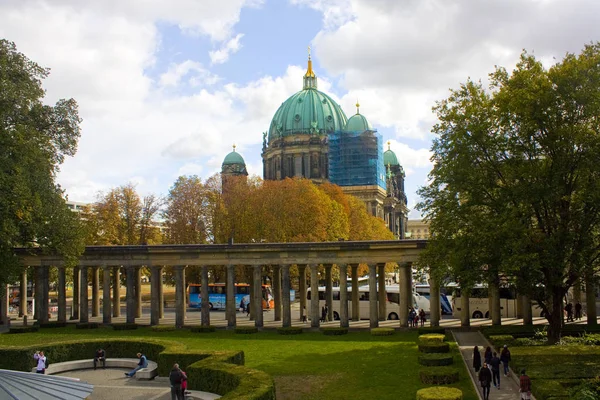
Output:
[383, 142, 399, 167]
[222, 145, 246, 166]
[345, 113, 372, 132]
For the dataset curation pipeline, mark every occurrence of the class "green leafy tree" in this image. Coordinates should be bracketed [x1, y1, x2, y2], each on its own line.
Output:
[418, 43, 600, 342]
[0, 39, 84, 284]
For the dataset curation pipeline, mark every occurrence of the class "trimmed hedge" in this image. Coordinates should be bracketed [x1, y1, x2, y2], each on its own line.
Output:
[419, 334, 445, 344]
[235, 327, 258, 334]
[37, 322, 67, 329]
[419, 367, 459, 385]
[418, 354, 454, 367]
[371, 328, 394, 336]
[321, 327, 348, 336]
[112, 323, 138, 331]
[0, 338, 273, 400]
[488, 335, 514, 348]
[191, 326, 217, 333]
[8, 326, 38, 334]
[277, 327, 303, 335]
[76, 322, 99, 329]
[418, 343, 450, 353]
[418, 327, 446, 335]
[416, 386, 462, 400]
[151, 325, 177, 332]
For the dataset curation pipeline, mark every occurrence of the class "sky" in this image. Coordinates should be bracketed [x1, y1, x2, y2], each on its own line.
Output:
[1, 0, 599, 219]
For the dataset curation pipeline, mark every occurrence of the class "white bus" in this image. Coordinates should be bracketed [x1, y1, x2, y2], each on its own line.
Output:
[414, 283, 456, 315]
[452, 285, 544, 319]
[307, 285, 418, 321]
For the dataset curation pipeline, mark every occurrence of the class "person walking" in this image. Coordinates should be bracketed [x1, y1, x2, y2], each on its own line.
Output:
[169, 363, 187, 400]
[125, 353, 148, 378]
[500, 344, 511, 376]
[519, 369, 532, 400]
[94, 348, 106, 370]
[484, 346, 493, 365]
[473, 346, 482, 372]
[575, 302, 583, 320]
[33, 351, 47, 374]
[490, 352, 501, 389]
[565, 302, 574, 322]
[478, 362, 492, 400]
[419, 308, 426, 327]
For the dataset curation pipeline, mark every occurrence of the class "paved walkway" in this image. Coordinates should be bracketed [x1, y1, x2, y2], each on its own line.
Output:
[453, 331, 533, 400]
[54, 369, 220, 400]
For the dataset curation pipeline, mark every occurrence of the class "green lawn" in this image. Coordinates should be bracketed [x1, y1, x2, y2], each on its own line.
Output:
[0, 327, 478, 400]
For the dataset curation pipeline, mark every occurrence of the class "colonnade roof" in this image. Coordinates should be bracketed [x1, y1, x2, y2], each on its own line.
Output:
[15, 240, 427, 267]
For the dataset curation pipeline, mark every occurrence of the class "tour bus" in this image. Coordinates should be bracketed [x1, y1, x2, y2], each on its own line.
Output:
[188, 283, 274, 311]
[452, 284, 544, 319]
[307, 285, 419, 321]
[413, 283, 456, 315]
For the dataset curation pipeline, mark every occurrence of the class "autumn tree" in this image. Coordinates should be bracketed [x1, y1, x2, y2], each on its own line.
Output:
[0, 40, 85, 285]
[163, 176, 209, 244]
[418, 44, 600, 342]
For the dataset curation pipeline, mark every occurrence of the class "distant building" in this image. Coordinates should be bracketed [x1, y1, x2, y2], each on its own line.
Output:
[65, 200, 89, 213]
[406, 219, 430, 240]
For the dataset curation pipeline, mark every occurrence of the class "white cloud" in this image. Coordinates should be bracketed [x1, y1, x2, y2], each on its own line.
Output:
[209, 33, 244, 65]
[159, 60, 219, 87]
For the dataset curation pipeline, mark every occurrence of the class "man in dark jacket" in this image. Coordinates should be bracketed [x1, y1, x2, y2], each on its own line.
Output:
[489, 352, 501, 389]
[169, 363, 187, 400]
[478, 363, 492, 400]
[500, 344, 511, 376]
[93, 348, 106, 370]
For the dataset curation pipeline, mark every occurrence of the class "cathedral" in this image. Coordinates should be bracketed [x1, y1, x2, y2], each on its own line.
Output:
[222, 53, 409, 239]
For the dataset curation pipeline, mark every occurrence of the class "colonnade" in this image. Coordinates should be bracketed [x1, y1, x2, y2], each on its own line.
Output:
[1, 262, 442, 329]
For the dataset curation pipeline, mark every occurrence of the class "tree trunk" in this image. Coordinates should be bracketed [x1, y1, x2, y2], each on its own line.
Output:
[547, 293, 564, 344]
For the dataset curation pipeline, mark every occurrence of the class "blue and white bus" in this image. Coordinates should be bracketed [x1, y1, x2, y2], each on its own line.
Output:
[414, 283, 456, 315]
[188, 283, 274, 310]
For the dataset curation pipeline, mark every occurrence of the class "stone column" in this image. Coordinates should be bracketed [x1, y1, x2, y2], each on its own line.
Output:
[273, 266, 282, 321]
[282, 265, 291, 327]
[150, 265, 161, 326]
[79, 266, 89, 323]
[41, 267, 50, 323]
[429, 278, 441, 327]
[253, 265, 263, 328]
[126, 266, 136, 324]
[461, 289, 471, 327]
[248, 267, 255, 321]
[298, 265, 307, 321]
[102, 265, 111, 324]
[586, 269, 597, 326]
[351, 264, 359, 321]
[91, 266, 100, 317]
[72, 266, 80, 320]
[310, 264, 320, 328]
[226, 264, 236, 328]
[174, 265, 186, 329]
[159, 267, 164, 318]
[377, 263, 386, 321]
[522, 295, 532, 326]
[489, 279, 501, 325]
[135, 267, 142, 318]
[112, 267, 120, 317]
[34, 266, 42, 320]
[368, 264, 378, 328]
[399, 263, 410, 327]
[0, 284, 8, 326]
[339, 264, 349, 328]
[19, 268, 27, 317]
[57, 266, 67, 323]
[325, 264, 333, 321]
[201, 266, 210, 326]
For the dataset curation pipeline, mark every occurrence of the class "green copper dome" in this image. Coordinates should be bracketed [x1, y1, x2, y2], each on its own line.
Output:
[345, 112, 372, 132]
[222, 146, 246, 166]
[267, 55, 347, 143]
[383, 145, 399, 167]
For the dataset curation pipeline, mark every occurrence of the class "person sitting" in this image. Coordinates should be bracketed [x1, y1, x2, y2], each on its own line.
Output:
[94, 348, 106, 370]
[125, 352, 148, 378]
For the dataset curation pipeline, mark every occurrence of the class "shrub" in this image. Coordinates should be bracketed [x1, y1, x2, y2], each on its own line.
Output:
[8, 326, 38, 334]
[235, 327, 258, 334]
[514, 337, 546, 346]
[321, 327, 348, 336]
[112, 323, 138, 331]
[416, 386, 462, 400]
[151, 325, 177, 332]
[569, 377, 600, 400]
[76, 322, 99, 329]
[38, 322, 67, 329]
[418, 327, 446, 335]
[277, 327, 303, 335]
[191, 326, 216, 333]
[418, 343, 450, 353]
[419, 367, 459, 385]
[371, 328, 394, 336]
[488, 335, 514, 348]
[419, 334, 445, 344]
[418, 354, 454, 367]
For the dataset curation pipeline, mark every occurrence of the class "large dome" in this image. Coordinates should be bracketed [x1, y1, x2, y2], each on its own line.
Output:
[383, 142, 399, 167]
[267, 89, 348, 143]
